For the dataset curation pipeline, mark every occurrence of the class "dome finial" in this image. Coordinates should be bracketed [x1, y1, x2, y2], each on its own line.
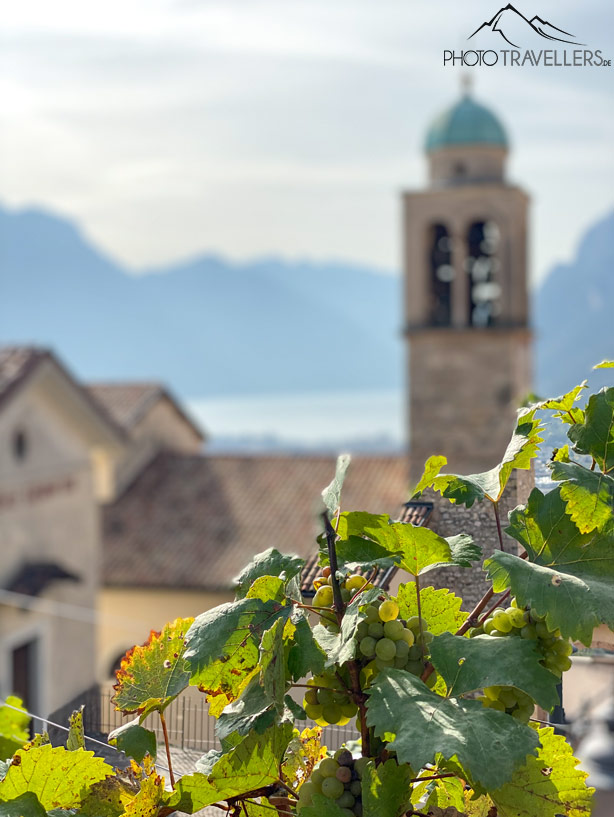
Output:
[461, 72, 473, 97]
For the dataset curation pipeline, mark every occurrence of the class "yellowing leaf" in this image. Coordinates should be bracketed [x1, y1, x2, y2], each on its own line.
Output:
[0, 745, 113, 809]
[397, 585, 468, 636]
[112, 617, 194, 717]
[490, 726, 594, 816]
[0, 698, 30, 759]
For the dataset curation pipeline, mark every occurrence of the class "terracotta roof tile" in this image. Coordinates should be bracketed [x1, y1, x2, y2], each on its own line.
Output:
[102, 452, 409, 590]
[85, 384, 164, 429]
[0, 347, 49, 408]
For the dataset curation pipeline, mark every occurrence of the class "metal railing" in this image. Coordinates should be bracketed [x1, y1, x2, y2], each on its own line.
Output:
[70, 687, 359, 755]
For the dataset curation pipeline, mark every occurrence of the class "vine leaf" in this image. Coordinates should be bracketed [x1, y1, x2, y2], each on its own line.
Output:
[184, 599, 292, 716]
[281, 727, 326, 791]
[259, 617, 289, 710]
[412, 410, 543, 506]
[489, 726, 594, 816]
[112, 617, 194, 718]
[288, 616, 326, 680]
[321, 454, 351, 516]
[397, 585, 468, 636]
[366, 670, 538, 790]
[429, 632, 560, 710]
[66, 707, 84, 751]
[108, 718, 156, 763]
[549, 460, 614, 534]
[533, 382, 587, 425]
[0, 698, 29, 759]
[567, 387, 614, 473]
[123, 757, 165, 817]
[216, 680, 277, 742]
[0, 746, 113, 809]
[0, 793, 45, 817]
[487, 486, 614, 645]
[79, 777, 135, 817]
[361, 758, 413, 817]
[594, 360, 614, 369]
[168, 724, 293, 812]
[234, 549, 304, 600]
[411, 773, 465, 812]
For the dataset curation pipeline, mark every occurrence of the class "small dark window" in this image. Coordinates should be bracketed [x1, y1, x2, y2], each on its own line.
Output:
[454, 162, 467, 178]
[13, 430, 28, 461]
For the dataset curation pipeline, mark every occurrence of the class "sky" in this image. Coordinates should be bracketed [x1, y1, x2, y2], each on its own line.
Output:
[1, 0, 613, 283]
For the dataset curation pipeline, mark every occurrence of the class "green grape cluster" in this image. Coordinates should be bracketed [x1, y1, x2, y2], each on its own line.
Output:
[478, 685, 535, 722]
[311, 567, 373, 631]
[470, 597, 573, 677]
[302, 671, 358, 727]
[297, 748, 369, 817]
[356, 600, 437, 687]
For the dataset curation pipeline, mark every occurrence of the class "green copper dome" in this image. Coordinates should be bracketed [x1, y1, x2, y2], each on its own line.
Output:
[425, 95, 508, 153]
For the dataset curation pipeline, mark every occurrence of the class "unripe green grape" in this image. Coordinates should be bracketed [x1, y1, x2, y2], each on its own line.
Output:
[483, 618, 497, 635]
[375, 638, 396, 661]
[311, 770, 324, 790]
[375, 657, 395, 671]
[408, 644, 422, 660]
[508, 607, 526, 628]
[304, 687, 319, 706]
[536, 621, 550, 638]
[379, 600, 400, 622]
[395, 639, 410, 658]
[356, 620, 369, 639]
[299, 781, 316, 805]
[313, 586, 334, 608]
[337, 791, 355, 809]
[484, 685, 501, 700]
[511, 597, 519, 608]
[340, 809, 355, 817]
[398, 628, 414, 646]
[499, 689, 517, 708]
[553, 654, 572, 673]
[364, 605, 380, 623]
[406, 615, 423, 631]
[346, 574, 367, 592]
[521, 624, 537, 640]
[493, 610, 513, 633]
[469, 626, 484, 638]
[319, 757, 339, 778]
[407, 660, 423, 675]
[360, 636, 377, 657]
[321, 776, 344, 799]
[421, 630, 434, 645]
[354, 757, 370, 778]
[318, 688, 335, 705]
[552, 639, 573, 657]
[304, 703, 323, 721]
[341, 588, 351, 603]
[350, 779, 362, 796]
[392, 656, 405, 668]
[383, 619, 404, 640]
[341, 700, 358, 718]
[322, 703, 342, 724]
[367, 622, 384, 639]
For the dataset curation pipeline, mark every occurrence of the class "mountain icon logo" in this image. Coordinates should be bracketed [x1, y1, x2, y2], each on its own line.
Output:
[469, 4, 585, 48]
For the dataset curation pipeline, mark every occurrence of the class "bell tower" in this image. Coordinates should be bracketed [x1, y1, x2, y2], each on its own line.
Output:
[404, 85, 532, 481]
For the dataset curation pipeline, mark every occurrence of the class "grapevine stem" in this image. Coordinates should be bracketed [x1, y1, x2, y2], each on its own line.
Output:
[275, 780, 299, 799]
[290, 683, 339, 692]
[456, 588, 496, 635]
[322, 512, 345, 625]
[493, 501, 505, 551]
[158, 710, 175, 788]
[415, 572, 426, 665]
[408, 772, 457, 783]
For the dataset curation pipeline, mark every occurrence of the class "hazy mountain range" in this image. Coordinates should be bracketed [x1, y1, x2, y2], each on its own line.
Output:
[0, 203, 612, 403]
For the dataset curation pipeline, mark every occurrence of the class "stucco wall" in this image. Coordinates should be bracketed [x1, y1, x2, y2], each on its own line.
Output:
[97, 587, 231, 680]
[0, 378, 101, 715]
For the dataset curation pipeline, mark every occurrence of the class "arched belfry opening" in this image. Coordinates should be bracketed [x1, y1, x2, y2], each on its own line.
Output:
[403, 83, 532, 479]
[428, 223, 453, 327]
[466, 220, 502, 328]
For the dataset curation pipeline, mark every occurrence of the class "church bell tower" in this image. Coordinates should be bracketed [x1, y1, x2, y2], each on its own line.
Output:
[405, 85, 532, 481]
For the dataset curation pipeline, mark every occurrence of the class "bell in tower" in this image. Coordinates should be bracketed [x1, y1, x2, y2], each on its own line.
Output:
[404, 82, 532, 481]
